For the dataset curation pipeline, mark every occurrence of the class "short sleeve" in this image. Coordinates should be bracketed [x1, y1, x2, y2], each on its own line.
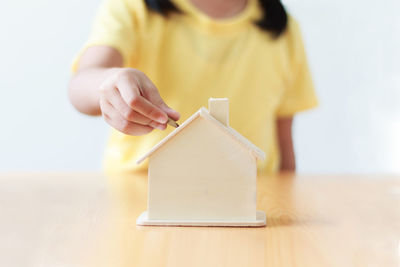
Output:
[71, 0, 143, 72]
[276, 18, 318, 117]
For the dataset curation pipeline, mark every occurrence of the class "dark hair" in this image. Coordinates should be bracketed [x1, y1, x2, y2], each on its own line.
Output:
[144, 0, 287, 38]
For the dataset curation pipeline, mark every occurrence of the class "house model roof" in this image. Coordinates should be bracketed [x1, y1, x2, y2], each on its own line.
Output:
[137, 107, 266, 164]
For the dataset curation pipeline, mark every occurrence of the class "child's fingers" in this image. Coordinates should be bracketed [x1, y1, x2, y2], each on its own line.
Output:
[106, 87, 166, 129]
[138, 74, 181, 121]
[116, 74, 168, 124]
[163, 106, 180, 121]
[100, 100, 155, 136]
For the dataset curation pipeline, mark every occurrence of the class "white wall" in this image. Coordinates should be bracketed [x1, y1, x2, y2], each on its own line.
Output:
[0, 0, 106, 171]
[284, 0, 400, 173]
[0, 0, 399, 173]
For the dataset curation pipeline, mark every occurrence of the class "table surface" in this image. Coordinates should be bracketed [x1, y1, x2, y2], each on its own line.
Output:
[0, 172, 399, 267]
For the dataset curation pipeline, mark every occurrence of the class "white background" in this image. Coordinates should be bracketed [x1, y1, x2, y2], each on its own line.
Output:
[0, 0, 399, 173]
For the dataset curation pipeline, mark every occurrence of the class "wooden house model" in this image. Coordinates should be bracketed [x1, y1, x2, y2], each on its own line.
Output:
[136, 98, 266, 226]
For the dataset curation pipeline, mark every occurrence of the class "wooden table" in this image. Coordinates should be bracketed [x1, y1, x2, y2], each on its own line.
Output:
[0, 172, 399, 267]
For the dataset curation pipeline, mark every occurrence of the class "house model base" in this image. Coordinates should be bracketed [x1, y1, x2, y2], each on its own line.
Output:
[137, 210, 266, 227]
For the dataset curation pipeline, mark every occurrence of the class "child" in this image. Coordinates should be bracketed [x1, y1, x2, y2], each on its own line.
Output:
[69, 0, 318, 173]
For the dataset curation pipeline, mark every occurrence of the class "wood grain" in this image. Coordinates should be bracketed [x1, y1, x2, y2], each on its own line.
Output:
[0, 172, 399, 267]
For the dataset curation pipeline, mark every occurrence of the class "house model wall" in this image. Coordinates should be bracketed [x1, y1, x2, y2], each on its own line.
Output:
[136, 98, 266, 226]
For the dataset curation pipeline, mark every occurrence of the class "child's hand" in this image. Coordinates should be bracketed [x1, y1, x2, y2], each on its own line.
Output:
[99, 68, 180, 136]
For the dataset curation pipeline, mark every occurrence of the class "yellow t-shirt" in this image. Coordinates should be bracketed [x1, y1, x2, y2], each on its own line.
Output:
[72, 0, 318, 174]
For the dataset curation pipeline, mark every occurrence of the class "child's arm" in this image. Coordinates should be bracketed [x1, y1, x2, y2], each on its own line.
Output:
[277, 117, 296, 171]
[68, 46, 180, 136]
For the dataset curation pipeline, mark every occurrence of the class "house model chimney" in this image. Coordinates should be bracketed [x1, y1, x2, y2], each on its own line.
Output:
[208, 98, 229, 126]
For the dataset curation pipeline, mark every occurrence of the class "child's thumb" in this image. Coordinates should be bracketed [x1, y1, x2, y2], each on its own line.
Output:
[161, 104, 180, 122]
